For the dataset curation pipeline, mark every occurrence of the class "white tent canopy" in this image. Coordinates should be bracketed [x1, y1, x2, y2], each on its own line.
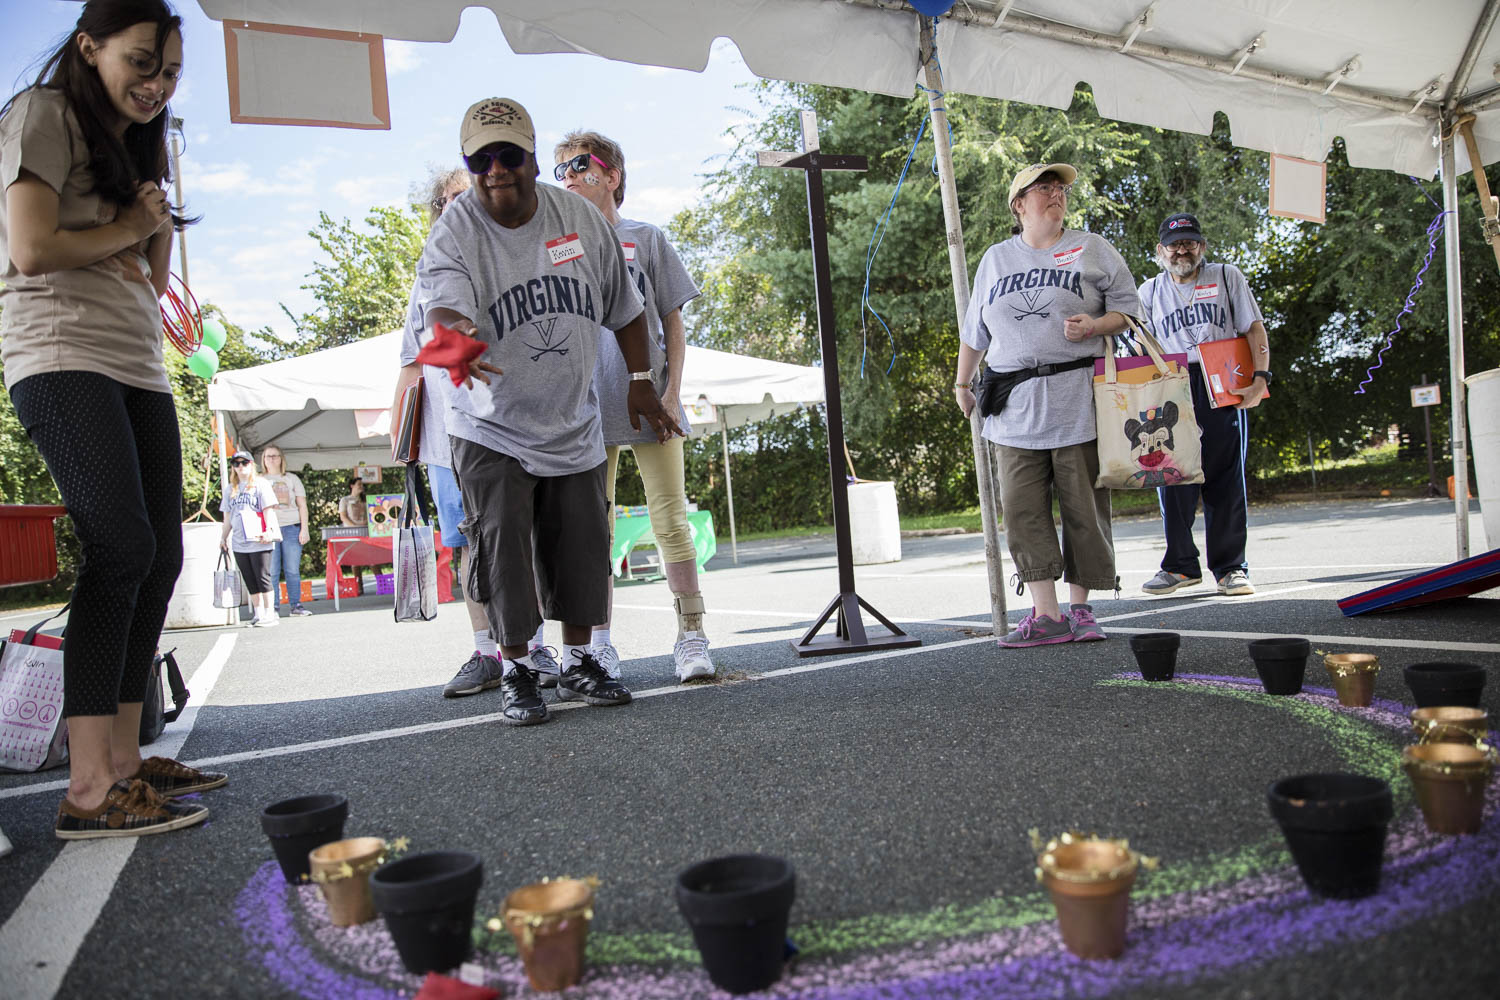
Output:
[207, 334, 825, 554]
[199, 0, 1500, 176]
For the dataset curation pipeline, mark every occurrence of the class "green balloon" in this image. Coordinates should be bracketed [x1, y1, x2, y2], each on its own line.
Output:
[187, 344, 219, 379]
[199, 317, 227, 352]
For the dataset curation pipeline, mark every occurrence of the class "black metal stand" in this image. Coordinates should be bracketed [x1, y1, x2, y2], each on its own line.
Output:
[759, 116, 920, 658]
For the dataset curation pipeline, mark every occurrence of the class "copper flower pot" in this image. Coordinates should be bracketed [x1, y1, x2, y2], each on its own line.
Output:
[1401, 743, 1496, 835]
[1036, 835, 1141, 960]
[1409, 706, 1490, 745]
[503, 878, 595, 991]
[309, 837, 386, 926]
[1323, 653, 1379, 707]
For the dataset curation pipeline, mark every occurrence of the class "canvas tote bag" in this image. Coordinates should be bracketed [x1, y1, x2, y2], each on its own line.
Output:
[0, 604, 70, 772]
[1094, 318, 1205, 489]
[393, 466, 439, 622]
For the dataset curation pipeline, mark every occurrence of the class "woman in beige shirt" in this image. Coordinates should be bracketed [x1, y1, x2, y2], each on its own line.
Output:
[1, 0, 222, 840]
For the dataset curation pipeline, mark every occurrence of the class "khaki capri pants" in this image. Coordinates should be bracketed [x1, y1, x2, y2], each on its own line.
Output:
[995, 440, 1117, 593]
[605, 437, 696, 564]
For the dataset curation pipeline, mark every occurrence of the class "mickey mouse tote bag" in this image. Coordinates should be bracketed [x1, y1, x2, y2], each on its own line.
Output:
[1094, 318, 1204, 490]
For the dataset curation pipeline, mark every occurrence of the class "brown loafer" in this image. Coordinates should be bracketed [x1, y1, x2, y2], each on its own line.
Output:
[132, 756, 229, 797]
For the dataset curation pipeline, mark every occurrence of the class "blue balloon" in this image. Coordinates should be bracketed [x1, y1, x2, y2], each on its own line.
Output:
[908, 0, 957, 15]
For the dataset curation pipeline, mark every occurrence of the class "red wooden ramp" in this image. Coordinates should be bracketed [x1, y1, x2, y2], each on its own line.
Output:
[1338, 547, 1500, 615]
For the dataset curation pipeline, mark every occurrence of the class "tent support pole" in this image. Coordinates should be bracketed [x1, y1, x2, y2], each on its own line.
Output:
[1440, 113, 1472, 558]
[921, 17, 1007, 632]
[720, 423, 738, 563]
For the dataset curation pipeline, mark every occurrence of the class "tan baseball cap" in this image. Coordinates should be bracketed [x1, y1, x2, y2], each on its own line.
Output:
[1007, 162, 1079, 204]
[459, 97, 535, 156]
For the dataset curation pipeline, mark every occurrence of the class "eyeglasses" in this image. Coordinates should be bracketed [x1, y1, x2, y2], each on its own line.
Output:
[553, 152, 610, 182]
[231, 459, 251, 467]
[464, 144, 527, 175]
[1027, 181, 1072, 197]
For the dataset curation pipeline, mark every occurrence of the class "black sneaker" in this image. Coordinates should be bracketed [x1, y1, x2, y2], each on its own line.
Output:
[499, 665, 550, 726]
[557, 650, 633, 706]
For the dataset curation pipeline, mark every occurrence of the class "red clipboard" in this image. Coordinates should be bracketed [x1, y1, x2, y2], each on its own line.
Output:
[1197, 337, 1267, 408]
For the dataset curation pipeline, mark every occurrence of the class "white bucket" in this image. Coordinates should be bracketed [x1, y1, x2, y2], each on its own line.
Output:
[1465, 368, 1500, 551]
[849, 480, 901, 565]
[164, 522, 237, 628]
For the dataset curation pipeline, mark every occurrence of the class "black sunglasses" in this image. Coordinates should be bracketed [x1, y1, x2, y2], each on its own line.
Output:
[552, 152, 609, 182]
[464, 144, 527, 175]
[231, 458, 251, 467]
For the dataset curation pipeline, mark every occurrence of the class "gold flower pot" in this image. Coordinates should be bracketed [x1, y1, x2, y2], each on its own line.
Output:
[1036, 835, 1142, 960]
[308, 837, 385, 926]
[502, 878, 595, 991]
[1409, 706, 1490, 745]
[1322, 653, 1380, 707]
[1401, 743, 1496, 835]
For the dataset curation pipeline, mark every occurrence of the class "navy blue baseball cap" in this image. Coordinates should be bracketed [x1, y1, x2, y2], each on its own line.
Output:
[1159, 213, 1204, 244]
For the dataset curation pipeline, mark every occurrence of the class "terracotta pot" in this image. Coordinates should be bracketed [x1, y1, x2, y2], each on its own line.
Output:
[1409, 706, 1490, 745]
[1128, 632, 1180, 682]
[503, 878, 595, 992]
[1036, 835, 1140, 960]
[1402, 662, 1485, 708]
[1402, 743, 1496, 835]
[1247, 638, 1310, 696]
[309, 837, 385, 926]
[1323, 653, 1379, 707]
[371, 851, 484, 975]
[259, 794, 348, 884]
[676, 854, 796, 995]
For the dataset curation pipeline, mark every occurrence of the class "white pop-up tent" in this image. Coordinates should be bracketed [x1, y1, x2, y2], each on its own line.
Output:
[207, 333, 825, 556]
[194, 0, 1500, 613]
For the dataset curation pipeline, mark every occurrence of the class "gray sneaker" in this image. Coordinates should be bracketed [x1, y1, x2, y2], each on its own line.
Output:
[528, 645, 560, 689]
[997, 609, 1073, 648]
[1217, 570, 1255, 596]
[1141, 570, 1203, 595]
[442, 651, 504, 698]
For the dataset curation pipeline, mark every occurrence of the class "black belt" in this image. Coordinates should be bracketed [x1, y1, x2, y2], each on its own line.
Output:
[976, 355, 1096, 418]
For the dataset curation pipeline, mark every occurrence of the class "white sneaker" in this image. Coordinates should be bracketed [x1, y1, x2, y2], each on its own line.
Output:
[673, 632, 715, 682]
[253, 610, 279, 628]
[590, 641, 622, 679]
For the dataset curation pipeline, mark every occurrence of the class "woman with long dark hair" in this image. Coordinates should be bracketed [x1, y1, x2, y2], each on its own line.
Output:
[2, 0, 224, 839]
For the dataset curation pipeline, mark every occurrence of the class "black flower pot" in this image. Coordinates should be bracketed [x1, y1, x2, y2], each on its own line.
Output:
[1402, 661, 1486, 708]
[1267, 773, 1392, 899]
[676, 854, 796, 995]
[1129, 632, 1181, 681]
[370, 851, 483, 975]
[259, 794, 349, 884]
[1248, 638, 1311, 696]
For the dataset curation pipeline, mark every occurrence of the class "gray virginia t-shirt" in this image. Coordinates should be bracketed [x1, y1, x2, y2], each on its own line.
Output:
[596, 217, 699, 446]
[398, 276, 454, 470]
[1138, 261, 1264, 364]
[960, 230, 1141, 449]
[418, 184, 645, 476]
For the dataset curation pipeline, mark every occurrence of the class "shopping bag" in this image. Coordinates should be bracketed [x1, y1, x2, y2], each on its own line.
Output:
[1094, 318, 1204, 489]
[394, 465, 438, 622]
[213, 550, 244, 608]
[1, 605, 70, 773]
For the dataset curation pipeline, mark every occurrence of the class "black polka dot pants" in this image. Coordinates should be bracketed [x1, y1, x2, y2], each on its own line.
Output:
[9, 372, 184, 718]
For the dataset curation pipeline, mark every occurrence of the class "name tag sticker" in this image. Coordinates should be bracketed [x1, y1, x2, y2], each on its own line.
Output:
[546, 233, 584, 266]
[1194, 283, 1218, 301]
[1053, 246, 1084, 267]
[620, 241, 637, 262]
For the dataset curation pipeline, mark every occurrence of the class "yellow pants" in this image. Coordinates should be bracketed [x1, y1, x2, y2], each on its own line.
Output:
[605, 438, 695, 564]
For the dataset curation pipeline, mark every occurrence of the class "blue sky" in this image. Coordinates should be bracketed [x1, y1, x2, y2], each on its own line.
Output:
[3, 1, 762, 341]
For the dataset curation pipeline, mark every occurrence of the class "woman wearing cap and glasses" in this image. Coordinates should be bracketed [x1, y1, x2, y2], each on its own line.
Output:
[954, 163, 1141, 648]
[219, 452, 280, 627]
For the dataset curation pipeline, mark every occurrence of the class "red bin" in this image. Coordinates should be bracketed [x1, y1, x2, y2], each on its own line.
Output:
[0, 504, 69, 587]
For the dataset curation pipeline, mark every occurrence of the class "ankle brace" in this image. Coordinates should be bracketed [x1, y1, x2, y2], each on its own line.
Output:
[674, 592, 706, 635]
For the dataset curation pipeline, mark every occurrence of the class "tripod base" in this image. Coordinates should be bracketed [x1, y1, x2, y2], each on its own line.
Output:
[790, 591, 922, 658]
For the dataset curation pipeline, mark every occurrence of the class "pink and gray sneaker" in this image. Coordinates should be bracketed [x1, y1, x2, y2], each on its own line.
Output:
[1067, 603, 1107, 641]
[997, 609, 1074, 648]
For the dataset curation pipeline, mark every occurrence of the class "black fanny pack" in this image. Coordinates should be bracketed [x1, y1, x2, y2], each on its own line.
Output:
[976, 355, 1096, 417]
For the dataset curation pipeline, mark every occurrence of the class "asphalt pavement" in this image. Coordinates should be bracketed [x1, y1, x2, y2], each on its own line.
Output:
[1, 496, 1496, 999]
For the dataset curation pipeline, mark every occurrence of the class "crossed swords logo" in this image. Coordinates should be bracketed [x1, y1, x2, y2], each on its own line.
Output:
[1013, 289, 1053, 320]
[524, 317, 570, 361]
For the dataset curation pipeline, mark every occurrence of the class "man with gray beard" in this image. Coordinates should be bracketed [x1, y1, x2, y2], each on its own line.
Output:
[1137, 213, 1271, 597]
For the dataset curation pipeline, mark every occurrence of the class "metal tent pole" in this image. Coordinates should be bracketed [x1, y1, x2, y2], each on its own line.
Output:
[920, 16, 1007, 633]
[1440, 114, 1472, 558]
[720, 422, 738, 563]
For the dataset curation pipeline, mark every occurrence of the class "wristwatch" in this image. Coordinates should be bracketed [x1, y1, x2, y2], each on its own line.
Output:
[1252, 370, 1274, 384]
[629, 371, 654, 382]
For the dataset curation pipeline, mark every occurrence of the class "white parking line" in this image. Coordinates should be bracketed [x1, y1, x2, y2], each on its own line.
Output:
[0, 633, 235, 1000]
